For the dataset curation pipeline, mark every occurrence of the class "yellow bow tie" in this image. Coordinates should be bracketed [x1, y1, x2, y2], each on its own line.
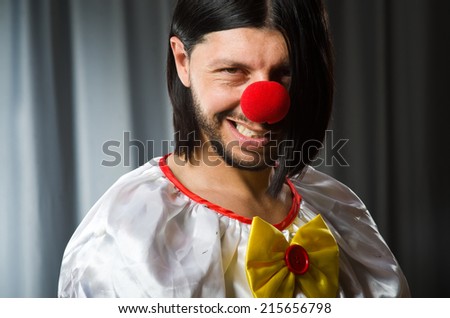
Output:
[245, 214, 339, 298]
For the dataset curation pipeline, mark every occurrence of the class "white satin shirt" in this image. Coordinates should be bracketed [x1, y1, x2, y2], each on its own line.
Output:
[58, 157, 410, 297]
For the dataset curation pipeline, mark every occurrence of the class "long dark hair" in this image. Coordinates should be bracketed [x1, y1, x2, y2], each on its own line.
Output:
[167, 0, 334, 197]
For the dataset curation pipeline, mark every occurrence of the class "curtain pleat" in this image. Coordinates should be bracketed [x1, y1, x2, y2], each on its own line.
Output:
[324, 0, 450, 297]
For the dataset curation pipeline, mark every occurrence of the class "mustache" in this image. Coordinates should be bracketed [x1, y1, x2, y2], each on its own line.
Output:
[216, 109, 238, 123]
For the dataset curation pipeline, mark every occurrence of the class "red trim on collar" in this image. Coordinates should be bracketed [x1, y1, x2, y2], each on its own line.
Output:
[158, 154, 301, 231]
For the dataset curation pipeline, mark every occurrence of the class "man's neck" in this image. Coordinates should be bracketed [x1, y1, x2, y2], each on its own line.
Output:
[166, 150, 292, 224]
[168, 151, 272, 197]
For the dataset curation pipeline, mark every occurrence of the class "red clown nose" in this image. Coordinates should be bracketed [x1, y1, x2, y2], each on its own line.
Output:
[240, 81, 291, 124]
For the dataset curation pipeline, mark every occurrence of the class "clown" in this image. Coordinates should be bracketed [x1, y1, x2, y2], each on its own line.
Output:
[58, 0, 410, 297]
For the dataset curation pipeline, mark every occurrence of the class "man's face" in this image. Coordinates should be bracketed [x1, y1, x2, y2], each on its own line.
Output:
[181, 28, 291, 169]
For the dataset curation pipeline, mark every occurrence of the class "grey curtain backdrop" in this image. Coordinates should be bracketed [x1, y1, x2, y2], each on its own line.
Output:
[0, 0, 448, 297]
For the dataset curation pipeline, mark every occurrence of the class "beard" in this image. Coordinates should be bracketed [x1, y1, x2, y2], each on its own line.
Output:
[191, 93, 279, 171]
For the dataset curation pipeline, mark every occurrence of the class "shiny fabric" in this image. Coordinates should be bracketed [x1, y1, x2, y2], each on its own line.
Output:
[246, 215, 339, 298]
[58, 157, 410, 297]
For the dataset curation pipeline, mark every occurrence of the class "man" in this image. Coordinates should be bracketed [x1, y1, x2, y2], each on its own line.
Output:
[58, 0, 410, 297]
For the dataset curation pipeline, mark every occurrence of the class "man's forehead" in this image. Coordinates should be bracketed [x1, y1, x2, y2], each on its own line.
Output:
[193, 27, 290, 67]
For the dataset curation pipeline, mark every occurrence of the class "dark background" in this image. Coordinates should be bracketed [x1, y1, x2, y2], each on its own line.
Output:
[324, 0, 450, 297]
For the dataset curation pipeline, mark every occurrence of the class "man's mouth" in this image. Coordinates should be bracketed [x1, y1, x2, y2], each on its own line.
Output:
[235, 123, 265, 138]
[226, 119, 274, 148]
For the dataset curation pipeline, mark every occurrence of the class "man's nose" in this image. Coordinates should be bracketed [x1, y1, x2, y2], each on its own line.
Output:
[240, 81, 291, 124]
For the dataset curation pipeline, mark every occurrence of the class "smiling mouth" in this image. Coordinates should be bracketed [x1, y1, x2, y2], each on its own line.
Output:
[227, 119, 276, 145]
[235, 123, 265, 138]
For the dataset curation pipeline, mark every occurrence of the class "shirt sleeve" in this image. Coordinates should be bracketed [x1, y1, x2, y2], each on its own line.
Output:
[291, 166, 410, 297]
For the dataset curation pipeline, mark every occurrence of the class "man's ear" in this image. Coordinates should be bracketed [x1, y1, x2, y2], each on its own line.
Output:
[170, 36, 191, 87]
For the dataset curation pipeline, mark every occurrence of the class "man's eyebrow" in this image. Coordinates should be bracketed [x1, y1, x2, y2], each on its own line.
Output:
[206, 59, 249, 69]
[206, 58, 291, 70]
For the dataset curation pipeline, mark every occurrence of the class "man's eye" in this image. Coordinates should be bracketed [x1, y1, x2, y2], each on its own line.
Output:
[272, 68, 291, 80]
[222, 68, 240, 74]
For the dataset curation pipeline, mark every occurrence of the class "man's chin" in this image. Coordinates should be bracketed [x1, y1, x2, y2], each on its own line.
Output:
[222, 152, 276, 171]
[208, 139, 277, 170]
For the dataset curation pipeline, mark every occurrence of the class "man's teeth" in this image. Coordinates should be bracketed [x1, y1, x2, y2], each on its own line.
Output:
[236, 124, 263, 138]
